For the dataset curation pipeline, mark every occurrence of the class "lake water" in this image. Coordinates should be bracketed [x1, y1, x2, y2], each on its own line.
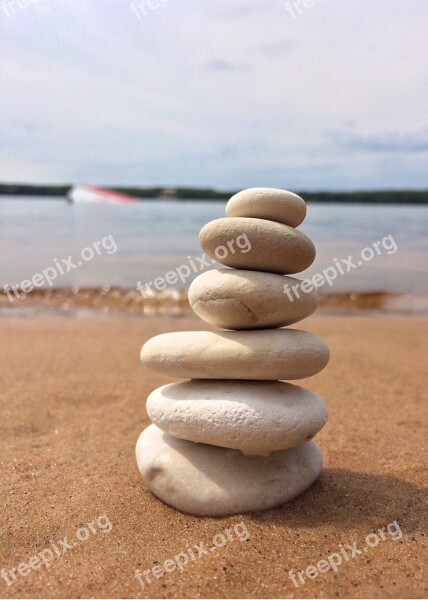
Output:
[1, 197, 427, 293]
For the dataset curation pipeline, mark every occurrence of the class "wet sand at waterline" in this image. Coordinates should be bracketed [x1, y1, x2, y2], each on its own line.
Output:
[0, 316, 426, 599]
[2, 286, 428, 317]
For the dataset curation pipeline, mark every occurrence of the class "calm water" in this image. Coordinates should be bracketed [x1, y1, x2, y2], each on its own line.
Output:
[1, 197, 427, 293]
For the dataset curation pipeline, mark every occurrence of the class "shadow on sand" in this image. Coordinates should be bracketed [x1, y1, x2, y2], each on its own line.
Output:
[248, 468, 426, 533]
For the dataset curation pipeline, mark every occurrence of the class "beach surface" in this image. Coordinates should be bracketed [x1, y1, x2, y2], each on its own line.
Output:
[0, 315, 426, 599]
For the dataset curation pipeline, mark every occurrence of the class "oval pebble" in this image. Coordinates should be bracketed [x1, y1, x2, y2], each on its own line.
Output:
[147, 380, 327, 456]
[188, 268, 318, 329]
[226, 187, 306, 227]
[136, 424, 323, 516]
[199, 217, 315, 274]
[140, 329, 329, 380]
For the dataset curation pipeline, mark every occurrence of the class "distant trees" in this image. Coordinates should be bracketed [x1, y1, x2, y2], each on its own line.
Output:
[1, 184, 427, 204]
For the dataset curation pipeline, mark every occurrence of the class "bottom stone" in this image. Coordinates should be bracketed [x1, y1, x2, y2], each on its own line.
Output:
[136, 424, 323, 516]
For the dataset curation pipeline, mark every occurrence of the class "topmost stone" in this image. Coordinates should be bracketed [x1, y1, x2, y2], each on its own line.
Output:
[226, 188, 306, 228]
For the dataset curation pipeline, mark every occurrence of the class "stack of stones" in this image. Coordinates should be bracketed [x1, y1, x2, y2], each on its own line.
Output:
[136, 188, 329, 516]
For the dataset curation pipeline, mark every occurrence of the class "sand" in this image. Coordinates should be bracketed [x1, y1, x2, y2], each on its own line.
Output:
[0, 315, 426, 599]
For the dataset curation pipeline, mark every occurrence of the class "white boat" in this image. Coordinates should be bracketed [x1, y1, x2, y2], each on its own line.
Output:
[67, 185, 138, 204]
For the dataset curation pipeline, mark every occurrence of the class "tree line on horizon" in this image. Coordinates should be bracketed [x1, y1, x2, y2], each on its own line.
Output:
[0, 183, 427, 204]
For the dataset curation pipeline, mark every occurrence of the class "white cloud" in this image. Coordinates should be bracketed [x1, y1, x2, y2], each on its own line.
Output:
[0, 0, 427, 188]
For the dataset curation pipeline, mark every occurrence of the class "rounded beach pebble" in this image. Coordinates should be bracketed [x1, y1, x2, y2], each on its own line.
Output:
[226, 187, 306, 227]
[199, 217, 315, 274]
[188, 268, 318, 329]
[147, 380, 328, 455]
[136, 424, 323, 516]
[140, 329, 329, 380]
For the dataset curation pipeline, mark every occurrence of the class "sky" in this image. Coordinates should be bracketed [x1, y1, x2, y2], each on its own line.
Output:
[0, 0, 427, 190]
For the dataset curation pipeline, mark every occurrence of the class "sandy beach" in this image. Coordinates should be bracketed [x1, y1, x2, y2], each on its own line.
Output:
[0, 314, 426, 599]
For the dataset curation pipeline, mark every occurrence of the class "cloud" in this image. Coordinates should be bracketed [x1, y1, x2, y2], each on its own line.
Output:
[0, 0, 427, 188]
[0, 119, 35, 145]
[204, 0, 273, 21]
[205, 60, 244, 72]
[257, 39, 296, 57]
[331, 129, 428, 153]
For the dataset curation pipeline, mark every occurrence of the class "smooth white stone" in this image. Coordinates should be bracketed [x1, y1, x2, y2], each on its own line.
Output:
[136, 424, 323, 516]
[199, 217, 315, 274]
[147, 380, 328, 455]
[188, 268, 318, 329]
[140, 329, 329, 380]
[226, 187, 306, 227]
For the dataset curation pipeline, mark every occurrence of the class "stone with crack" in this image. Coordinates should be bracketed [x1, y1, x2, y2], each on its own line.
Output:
[188, 268, 318, 329]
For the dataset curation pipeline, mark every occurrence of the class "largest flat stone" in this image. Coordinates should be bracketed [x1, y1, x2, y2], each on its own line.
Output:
[199, 217, 315, 274]
[140, 329, 329, 380]
[147, 380, 328, 455]
[136, 424, 323, 516]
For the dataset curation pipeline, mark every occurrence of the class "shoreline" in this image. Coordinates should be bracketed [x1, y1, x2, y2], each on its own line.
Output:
[1, 286, 428, 318]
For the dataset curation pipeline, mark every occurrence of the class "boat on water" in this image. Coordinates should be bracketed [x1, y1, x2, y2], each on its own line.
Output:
[67, 185, 138, 204]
